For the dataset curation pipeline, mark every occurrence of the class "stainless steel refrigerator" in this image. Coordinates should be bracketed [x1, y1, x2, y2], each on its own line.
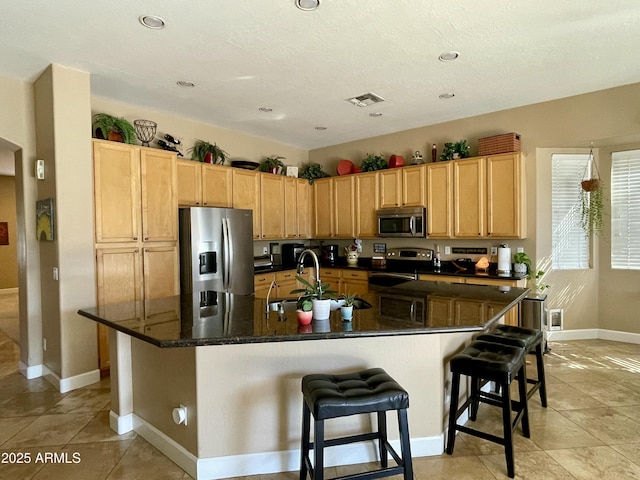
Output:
[179, 207, 254, 295]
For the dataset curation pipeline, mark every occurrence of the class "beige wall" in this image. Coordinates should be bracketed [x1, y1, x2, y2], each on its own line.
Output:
[91, 96, 309, 168]
[309, 82, 640, 333]
[34, 64, 97, 380]
[0, 175, 18, 289]
[0, 75, 42, 368]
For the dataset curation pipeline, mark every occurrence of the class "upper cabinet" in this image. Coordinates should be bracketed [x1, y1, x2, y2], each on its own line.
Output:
[260, 173, 285, 239]
[453, 153, 525, 238]
[177, 160, 232, 207]
[313, 178, 334, 238]
[232, 169, 261, 239]
[355, 171, 379, 238]
[94, 140, 177, 243]
[379, 165, 425, 208]
[333, 175, 355, 237]
[426, 162, 453, 238]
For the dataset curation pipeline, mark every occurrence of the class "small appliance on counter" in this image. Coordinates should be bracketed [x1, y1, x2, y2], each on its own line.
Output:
[321, 244, 339, 264]
[253, 255, 274, 272]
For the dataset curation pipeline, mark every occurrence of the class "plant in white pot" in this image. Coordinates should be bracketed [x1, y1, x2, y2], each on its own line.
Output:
[513, 252, 531, 275]
[291, 276, 337, 320]
[341, 293, 355, 321]
[513, 252, 549, 293]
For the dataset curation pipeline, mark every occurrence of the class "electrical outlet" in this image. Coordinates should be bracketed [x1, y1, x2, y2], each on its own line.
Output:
[42, 338, 47, 351]
[53, 267, 59, 281]
[491, 247, 498, 256]
[262, 247, 268, 255]
[444, 246, 451, 255]
[516, 247, 524, 253]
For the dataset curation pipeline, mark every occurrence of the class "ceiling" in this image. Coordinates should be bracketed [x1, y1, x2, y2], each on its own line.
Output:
[1, 0, 640, 150]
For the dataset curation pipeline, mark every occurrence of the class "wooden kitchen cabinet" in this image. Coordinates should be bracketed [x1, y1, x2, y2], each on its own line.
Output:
[379, 169, 402, 208]
[401, 165, 426, 207]
[322, 268, 368, 295]
[454, 299, 487, 325]
[142, 244, 180, 300]
[453, 157, 485, 237]
[427, 297, 453, 327]
[355, 171, 379, 238]
[333, 175, 355, 237]
[284, 177, 313, 239]
[260, 174, 285, 239]
[94, 140, 177, 243]
[313, 178, 334, 238]
[232, 169, 261, 239]
[296, 179, 312, 238]
[426, 162, 453, 238]
[275, 270, 298, 298]
[254, 272, 275, 298]
[177, 160, 233, 208]
[486, 153, 525, 238]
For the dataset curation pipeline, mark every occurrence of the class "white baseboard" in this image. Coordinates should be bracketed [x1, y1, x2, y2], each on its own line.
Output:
[19, 361, 43, 379]
[131, 413, 443, 480]
[547, 328, 640, 344]
[42, 365, 101, 393]
[109, 411, 134, 434]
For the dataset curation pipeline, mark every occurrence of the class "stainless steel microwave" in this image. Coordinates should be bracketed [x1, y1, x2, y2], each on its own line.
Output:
[376, 207, 426, 238]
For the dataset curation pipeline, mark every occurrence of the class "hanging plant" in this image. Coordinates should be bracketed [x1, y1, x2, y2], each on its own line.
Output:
[579, 144, 604, 237]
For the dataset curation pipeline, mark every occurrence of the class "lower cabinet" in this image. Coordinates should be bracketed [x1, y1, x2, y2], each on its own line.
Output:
[322, 268, 369, 295]
[254, 268, 315, 299]
[95, 243, 178, 372]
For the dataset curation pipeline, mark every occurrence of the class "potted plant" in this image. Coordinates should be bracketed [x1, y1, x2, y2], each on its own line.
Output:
[440, 140, 470, 161]
[361, 153, 387, 172]
[93, 113, 136, 144]
[296, 297, 313, 325]
[299, 163, 330, 184]
[580, 146, 604, 237]
[513, 252, 531, 275]
[258, 155, 286, 174]
[291, 276, 337, 320]
[188, 140, 228, 164]
[341, 293, 355, 321]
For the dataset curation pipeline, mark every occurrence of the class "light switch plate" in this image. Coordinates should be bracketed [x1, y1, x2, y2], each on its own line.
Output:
[444, 246, 451, 255]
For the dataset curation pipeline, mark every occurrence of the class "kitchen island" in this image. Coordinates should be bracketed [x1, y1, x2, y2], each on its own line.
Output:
[78, 281, 529, 480]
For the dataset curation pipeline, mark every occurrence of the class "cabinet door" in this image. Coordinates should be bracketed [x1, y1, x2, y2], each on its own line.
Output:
[401, 165, 426, 207]
[454, 299, 486, 325]
[140, 148, 178, 242]
[254, 273, 276, 298]
[341, 269, 369, 295]
[142, 244, 179, 300]
[355, 172, 379, 238]
[93, 140, 140, 243]
[426, 162, 453, 238]
[202, 163, 233, 207]
[296, 179, 312, 239]
[275, 270, 298, 299]
[454, 157, 485, 237]
[427, 297, 453, 327]
[379, 169, 401, 208]
[95, 245, 144, 371]
[333, 176, 355, 238]
[284, 177, 298, 238]
[232, 169, 261, 239]
[177, 160, 202, 206]
[313, 178, 334, 238]
[486, 153, 524, 238]
[260, 174, 285, 239]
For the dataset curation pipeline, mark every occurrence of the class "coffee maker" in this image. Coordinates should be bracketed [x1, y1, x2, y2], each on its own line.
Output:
[321, 244, 339, 264]
[282, 243, 305, 269]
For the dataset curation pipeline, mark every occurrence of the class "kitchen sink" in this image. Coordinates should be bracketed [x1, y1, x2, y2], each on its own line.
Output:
[267, 298, 372, 312]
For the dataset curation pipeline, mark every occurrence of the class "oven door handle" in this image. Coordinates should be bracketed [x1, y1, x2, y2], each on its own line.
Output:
[409, 216, 415, 236]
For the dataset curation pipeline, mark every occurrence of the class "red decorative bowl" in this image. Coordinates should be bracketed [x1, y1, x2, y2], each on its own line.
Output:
[337, 160, 354, 175]
[389, 155, 404, 168]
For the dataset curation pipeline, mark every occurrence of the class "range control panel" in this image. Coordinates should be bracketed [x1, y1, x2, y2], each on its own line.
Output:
[386, 248, 433, 261]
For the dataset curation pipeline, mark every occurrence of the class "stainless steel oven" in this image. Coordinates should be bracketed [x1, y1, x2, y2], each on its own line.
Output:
[377, 207, 426, 238]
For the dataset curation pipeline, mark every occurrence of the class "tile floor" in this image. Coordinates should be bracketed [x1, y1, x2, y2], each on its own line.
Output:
[1, 290, 640, 479]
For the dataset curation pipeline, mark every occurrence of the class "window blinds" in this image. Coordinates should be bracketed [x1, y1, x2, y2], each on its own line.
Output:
[552, 154, 590, 269]
[611, 149, 640, 270]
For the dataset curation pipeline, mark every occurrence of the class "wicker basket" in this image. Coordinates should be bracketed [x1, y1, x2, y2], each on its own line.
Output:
[478, 133, 521, 156]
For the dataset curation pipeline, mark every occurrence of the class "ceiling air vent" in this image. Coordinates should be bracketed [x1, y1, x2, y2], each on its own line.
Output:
[346, 92, 385, 108]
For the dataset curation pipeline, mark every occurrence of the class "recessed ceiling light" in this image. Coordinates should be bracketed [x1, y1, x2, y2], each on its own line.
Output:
[258, 107, 273, 113]
[439, 93, 455, 99]
[438, 51, 460, 62]
[176, 80, 195, 88]
[315, 126, 327, 130]
[139, 15, 166, 29]
[295, 0, 320, 11]
[369, 112, 383, 117]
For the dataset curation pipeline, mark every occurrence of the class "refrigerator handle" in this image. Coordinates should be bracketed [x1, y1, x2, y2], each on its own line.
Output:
[222, 218, 232, 289]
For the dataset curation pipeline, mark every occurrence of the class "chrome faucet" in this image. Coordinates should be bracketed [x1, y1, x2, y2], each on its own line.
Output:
[297, 249, 321, 286]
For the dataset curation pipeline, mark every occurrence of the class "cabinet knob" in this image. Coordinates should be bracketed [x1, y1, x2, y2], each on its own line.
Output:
[133, 237, 138, 240]
[144, 237, 149, 241]
[135, 249, 139, 253]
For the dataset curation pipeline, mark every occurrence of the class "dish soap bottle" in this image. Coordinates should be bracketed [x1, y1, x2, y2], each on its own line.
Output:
[433, 244, 441, 271]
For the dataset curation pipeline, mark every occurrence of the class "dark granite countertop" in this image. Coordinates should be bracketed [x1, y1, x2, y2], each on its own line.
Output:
[255, 258, 527, 282]
[78, 280, 529, 348]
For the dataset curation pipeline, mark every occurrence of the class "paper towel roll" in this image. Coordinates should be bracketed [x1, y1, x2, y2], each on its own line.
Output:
[498, 246, 512, 273]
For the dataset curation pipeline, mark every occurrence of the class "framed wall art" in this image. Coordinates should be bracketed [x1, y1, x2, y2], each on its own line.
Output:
[36, 198, 55, 241]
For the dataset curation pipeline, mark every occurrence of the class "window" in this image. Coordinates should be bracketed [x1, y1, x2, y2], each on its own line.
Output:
[611, 149, 640, 269]
[551, 154, 590, 269]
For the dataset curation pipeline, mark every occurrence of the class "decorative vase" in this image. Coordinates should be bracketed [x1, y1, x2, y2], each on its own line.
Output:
[296, 310, 313, 325]
[204, 152, 214, 164]
[312, 299, 331, 320]
[341, 305, 353, 321]
[514, 263, 527, 274]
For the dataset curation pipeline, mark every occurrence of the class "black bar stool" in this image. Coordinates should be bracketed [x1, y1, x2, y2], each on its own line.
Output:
[446, 340, 530, 478]
[300, 368, 413, 480]
[476, 324, 548, 408]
